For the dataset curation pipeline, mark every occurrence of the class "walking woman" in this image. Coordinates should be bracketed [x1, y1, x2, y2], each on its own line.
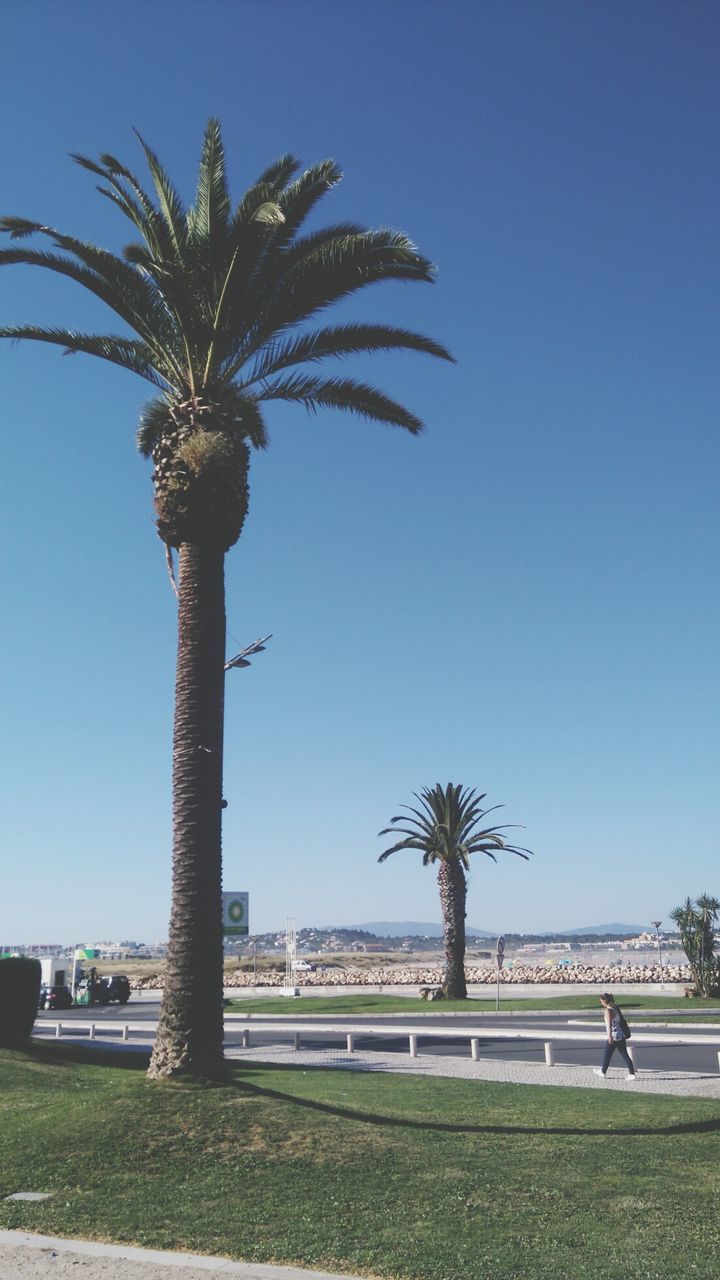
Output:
[593, 992, 636, 1080]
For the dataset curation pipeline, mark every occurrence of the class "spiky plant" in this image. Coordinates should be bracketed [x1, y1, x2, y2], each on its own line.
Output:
[0, 120, 453, 1078]
[670, 894, 720, 997]
[378, 784, 530, 998]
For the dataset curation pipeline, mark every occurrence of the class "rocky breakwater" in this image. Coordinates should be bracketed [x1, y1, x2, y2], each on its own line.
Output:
[131, 961, 690, 990]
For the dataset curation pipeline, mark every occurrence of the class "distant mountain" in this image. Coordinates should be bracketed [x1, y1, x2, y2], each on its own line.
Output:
[334, 921, 645, 939]
[547, 923, 646, 937]
[334, 921, 495, 938]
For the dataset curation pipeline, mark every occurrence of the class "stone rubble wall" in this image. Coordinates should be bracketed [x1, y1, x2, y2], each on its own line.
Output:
[130, 961, 691, 990]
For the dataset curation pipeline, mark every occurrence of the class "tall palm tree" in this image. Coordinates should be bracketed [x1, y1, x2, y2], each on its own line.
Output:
[378, 784, 530, 998]
[0, 120, 453, 1078]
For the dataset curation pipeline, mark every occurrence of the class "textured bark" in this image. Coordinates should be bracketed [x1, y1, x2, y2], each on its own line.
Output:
[151, 400, 250, 550]
[437, 859, 468, 999]
[147, 543, 227, 1078]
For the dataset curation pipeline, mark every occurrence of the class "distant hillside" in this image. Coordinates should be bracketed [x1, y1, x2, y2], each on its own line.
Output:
[334, 921, 646, 939]
[335, 921, 495, 938]
[550, 923, 646, 937]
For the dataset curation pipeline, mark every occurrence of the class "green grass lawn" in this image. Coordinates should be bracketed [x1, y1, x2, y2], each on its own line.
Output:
[226, 992, 720, 1016]
[2, 1041, 719, 1280]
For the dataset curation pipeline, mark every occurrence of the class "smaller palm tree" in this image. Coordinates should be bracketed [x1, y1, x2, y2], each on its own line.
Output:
[670, 894, 720, 997]
[378, 783, 531, 998]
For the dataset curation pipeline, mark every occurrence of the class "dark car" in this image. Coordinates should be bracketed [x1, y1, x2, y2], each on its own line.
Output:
[38, 984, 74, 1011]
[98, 975, 131, 1005]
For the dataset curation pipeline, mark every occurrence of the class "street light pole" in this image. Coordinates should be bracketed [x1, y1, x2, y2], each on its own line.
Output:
[651, 920, 664, 987]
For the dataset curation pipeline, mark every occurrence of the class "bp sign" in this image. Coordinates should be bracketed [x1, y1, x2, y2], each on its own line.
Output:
[222, 892, 249, 936]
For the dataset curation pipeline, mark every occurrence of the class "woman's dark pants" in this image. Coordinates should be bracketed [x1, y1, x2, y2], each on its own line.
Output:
[601, 1039, 635, 1075]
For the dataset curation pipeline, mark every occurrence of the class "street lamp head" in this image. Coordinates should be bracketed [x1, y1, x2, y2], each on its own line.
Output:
[225, 633, 273, 672]
[651, 920, 662, 930]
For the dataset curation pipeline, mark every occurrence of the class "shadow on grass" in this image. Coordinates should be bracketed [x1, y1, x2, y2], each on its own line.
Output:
[15, 1040, 720, 1140]
[21, 1038, 151, 1072]
[229, 1062, 720, 1140]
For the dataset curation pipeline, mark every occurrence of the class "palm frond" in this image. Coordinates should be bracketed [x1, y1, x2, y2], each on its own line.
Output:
[250, 202, 285, 226]
[47, 231, 180, 343]
[234, 397, 268, 450]
[256, 373, 424, 433]
[71, 152, 175, 263]
[188, 118, 230, 244]
[0, 325, 166, 385]
[282, 226, 436, 285]
[377, 837, 427, 862]
[221, 388, 269, 450]
[244, 229, 437, 353]
[256, 155, 302, 189]
[132, 129, 188, 260]
[246, 322, 455, 383]
[137, 396, 174, 455]
[0, 244, 182, 381]
[0, 216, 47, 239]
[272, 160, 343, 247]
[230, 156, 301, 235]
[217, 223, 366, 377]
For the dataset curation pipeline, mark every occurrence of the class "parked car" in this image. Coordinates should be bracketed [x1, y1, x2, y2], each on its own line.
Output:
[98, 975, 131, 1004]
[38, 984, 73, 1011]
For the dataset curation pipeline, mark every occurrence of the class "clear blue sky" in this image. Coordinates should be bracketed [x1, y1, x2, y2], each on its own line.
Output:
[1, 0, 718, 945]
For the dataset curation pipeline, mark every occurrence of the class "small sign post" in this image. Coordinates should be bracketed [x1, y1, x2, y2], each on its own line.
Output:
[496, 935, 505, 1012]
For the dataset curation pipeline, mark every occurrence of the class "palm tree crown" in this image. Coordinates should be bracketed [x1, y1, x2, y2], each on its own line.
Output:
[0, 118, 453, 550]
[0, 122, 453, 1075]
[378, 783, 531, 867]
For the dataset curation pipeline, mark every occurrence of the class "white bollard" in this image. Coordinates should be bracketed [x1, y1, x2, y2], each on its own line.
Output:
[409, 1034, 418, 1058]
[242, 1029, 250, 1048]
[717, 1050, 720, 1074]
[471, 1038, 480, 1061]
[122, 1025, 129, 1041]
[293, 1032, 301, 1050]
[55, 1023, 62, 1038]
[544, 1041, 554, 1066]
[89, 1024, 95, 1040]
[627, 1044, 635, 1066]
[346, 1033, 354, 1054]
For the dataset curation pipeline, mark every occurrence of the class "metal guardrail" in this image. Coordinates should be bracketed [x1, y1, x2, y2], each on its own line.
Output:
[37, 1021, 151, 1042]
[35, 1017, 720, 1070]
[225, 1020, 720, 1068]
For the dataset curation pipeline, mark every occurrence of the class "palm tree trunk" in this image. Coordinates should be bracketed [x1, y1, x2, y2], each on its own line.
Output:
[148, 543, 227, 1079]
[437, 860, 467, 999]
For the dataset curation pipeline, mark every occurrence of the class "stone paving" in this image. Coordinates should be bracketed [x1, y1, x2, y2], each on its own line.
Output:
[224, 1042, 720, 1097]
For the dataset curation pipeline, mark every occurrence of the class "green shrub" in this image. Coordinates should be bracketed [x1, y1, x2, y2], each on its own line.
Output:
[671, 895, 720, 997]
[0, 957, 41, 1044]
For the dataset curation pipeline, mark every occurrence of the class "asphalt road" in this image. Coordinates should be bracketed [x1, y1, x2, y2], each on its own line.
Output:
[34, 1000, 720, 1076]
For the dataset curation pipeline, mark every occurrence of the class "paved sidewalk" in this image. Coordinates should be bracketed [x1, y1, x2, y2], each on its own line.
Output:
[0, 1233, 360, 1280]
[223, 1042, 720, 1097]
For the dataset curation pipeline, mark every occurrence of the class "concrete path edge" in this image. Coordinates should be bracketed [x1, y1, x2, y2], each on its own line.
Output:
[0, 1231, 363, 1279]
